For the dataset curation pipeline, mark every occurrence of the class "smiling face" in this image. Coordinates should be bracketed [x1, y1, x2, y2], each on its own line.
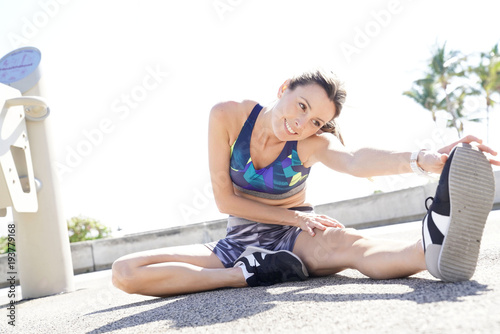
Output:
[271, 82, 337, 141]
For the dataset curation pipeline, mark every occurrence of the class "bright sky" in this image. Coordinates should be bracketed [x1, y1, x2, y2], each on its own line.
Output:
[1, 0, 499, 236]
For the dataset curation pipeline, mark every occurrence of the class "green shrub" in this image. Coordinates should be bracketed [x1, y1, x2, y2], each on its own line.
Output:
[0, 236, 14, 254]
[0, 216, 111, 253]
[67, 216, 112, 243]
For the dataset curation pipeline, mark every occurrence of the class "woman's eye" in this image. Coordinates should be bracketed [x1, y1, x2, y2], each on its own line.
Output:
[312, 120, 321, 127]
[299, 102, 306, 110]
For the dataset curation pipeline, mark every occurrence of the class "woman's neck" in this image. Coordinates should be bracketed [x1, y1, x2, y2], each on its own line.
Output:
[253, 105, 283, 148]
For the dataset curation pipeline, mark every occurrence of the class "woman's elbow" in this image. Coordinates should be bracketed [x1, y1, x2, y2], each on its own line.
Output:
[348, 168, 374, 178]
[213, 193, 235, 215]
[215, 200, 229, 215]
[343, 162, 375, 178]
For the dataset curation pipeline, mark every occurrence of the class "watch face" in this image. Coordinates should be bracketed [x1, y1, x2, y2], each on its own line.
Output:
[0, 47, 41, 85]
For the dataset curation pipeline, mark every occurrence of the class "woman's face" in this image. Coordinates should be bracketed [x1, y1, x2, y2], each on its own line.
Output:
[272, 83, 336, 141]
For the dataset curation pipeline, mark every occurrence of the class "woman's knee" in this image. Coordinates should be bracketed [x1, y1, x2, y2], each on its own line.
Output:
[112, 257, 140, 294]
[298, 227, 365, 274]
[318, 227, 364, 251]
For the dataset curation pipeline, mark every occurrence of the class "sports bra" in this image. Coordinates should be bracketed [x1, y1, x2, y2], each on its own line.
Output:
[229, 103, 311, 200]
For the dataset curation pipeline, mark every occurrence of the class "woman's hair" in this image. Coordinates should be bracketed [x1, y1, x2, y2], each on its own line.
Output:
[288, 69, 346, 145]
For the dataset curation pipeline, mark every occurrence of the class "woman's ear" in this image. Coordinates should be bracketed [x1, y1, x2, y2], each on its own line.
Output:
[277, 79, 291, 98]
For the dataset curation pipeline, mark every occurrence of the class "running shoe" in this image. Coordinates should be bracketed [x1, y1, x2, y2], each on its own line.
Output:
[234, 246, 309, 287]
[422, 143, 495, 281]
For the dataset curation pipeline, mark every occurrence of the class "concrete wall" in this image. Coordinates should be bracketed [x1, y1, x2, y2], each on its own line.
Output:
[1, 171, 498, 288]
[74, 219, 227, 273]
[315, 182, 438, 228]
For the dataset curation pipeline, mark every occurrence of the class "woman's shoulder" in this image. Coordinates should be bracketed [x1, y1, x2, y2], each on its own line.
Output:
[299, 132, 345, 167]
[210, 100, 258, 115]
[209, 100, 260, 143]
[209, 99, 259, 126]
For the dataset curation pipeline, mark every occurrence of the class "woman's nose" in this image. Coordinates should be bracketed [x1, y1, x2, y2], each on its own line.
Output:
[295, 115, 307, 128]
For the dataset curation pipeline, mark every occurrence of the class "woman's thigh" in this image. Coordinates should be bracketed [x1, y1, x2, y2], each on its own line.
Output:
[116, 243, 225, 269]
[292, 227, 364, 276]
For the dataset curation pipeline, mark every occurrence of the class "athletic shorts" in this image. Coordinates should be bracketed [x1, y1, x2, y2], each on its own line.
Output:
[205, 206, 313, 268]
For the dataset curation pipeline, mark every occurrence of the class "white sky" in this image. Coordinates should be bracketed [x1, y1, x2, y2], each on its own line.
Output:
[1, 0, 499, 236]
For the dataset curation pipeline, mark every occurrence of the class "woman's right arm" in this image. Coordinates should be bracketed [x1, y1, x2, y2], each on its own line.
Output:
[208, 102, 342, 236]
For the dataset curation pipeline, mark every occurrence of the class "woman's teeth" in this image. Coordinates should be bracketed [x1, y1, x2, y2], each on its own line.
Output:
[285, 120, 297, 134]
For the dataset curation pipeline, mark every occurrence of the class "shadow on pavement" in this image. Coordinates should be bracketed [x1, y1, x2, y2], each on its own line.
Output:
[85, 274, 490, 333]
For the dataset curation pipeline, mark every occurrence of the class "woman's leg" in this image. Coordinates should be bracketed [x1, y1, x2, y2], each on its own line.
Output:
[112, 244, 247, 297]
[293, 227, 426, 279]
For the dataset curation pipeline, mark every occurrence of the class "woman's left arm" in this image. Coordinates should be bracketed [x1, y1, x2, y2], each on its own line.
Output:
[310, 134, 499, 177]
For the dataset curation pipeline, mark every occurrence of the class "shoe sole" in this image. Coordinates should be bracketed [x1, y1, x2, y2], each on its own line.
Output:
[438, 143, 495, 282]
[237, 246, 309, 279]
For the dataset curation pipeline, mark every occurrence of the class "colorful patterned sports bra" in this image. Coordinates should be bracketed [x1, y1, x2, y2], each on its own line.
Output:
[229, 103, 311, 199]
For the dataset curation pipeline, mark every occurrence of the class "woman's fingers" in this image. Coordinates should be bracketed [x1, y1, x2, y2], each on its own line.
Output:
[301, 215, 344, 237]
[297, 212, 344, 237]
[316, 215, 344, 228]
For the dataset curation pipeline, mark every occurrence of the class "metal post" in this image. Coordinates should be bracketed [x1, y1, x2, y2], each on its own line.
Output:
[1, 47, 74, 299]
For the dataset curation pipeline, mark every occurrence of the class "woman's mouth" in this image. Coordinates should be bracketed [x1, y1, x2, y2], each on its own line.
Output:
[285, 119, 297, 135]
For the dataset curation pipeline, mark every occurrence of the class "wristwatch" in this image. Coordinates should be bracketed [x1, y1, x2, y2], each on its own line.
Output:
[410, 150, 428, 176]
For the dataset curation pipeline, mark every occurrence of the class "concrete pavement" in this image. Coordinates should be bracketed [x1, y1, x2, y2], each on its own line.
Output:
[1, 209, 499, 333]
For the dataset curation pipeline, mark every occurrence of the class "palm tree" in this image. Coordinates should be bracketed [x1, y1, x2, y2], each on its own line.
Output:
[404, 42, 472, 137]
[429, 43, 469, 136]
[447, 84, 482, 135]
[469, 43, 500, 142]
[403, 75, 442, 121]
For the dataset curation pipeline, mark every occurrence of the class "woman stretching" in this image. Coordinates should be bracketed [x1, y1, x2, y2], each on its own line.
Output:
[112, 70, 499, 296]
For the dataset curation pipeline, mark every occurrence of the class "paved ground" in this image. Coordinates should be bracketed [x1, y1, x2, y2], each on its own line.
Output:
[1, 210, 500, 334]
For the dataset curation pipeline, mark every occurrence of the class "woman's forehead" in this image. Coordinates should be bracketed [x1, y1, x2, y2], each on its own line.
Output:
[291, 84, 336, 120]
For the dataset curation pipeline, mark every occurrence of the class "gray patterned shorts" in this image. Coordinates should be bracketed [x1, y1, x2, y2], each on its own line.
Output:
[205, 207, 313, 268]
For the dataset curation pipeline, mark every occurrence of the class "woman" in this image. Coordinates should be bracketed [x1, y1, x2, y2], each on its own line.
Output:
[112, 70, 499, 296]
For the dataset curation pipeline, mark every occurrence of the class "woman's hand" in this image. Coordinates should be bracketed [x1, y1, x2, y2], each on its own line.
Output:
[419, 135, 500, 174]
[295, 211, 344, 237]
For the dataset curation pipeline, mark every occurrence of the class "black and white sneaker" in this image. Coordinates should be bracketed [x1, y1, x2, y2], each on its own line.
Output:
[233, 246, 309, 287]
[422, 143, 495, 282]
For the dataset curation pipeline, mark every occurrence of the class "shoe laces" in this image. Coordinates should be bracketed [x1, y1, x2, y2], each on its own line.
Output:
[425, 196, 434, 210]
